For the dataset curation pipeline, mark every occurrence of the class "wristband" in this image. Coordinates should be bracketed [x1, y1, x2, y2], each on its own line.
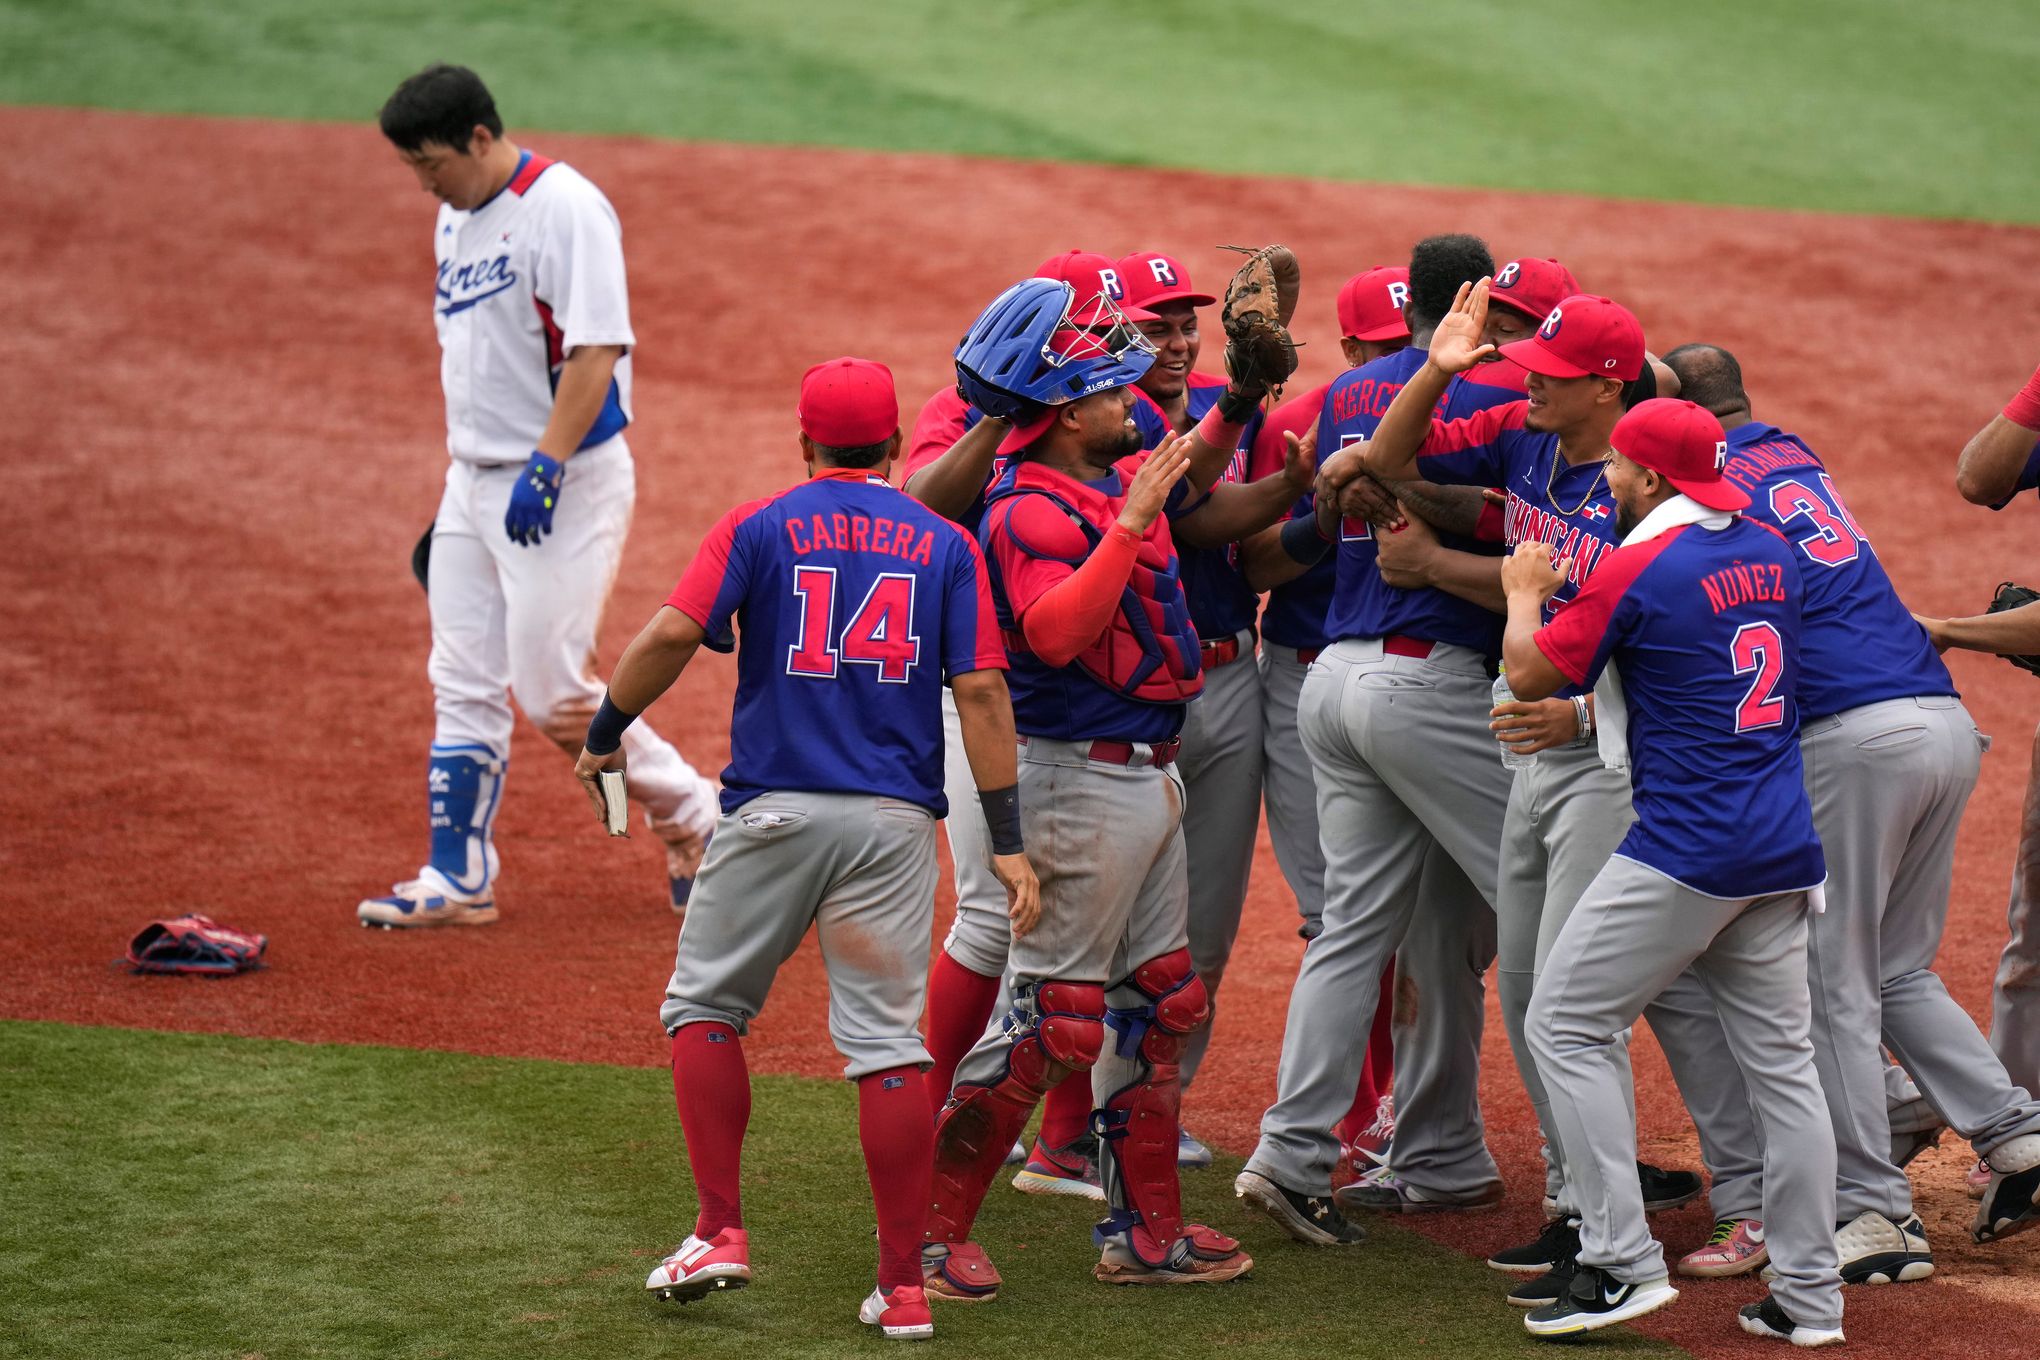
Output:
[1279, 513, 1334, 565]
[978, 784, 1024, 856]
[1569, 694, 1594, 747]
[1196, 402, 1249, 452]
[2005, 359, 2040, 431]
[585, 692, 639, 756]
[1215, 386, 1261, 426]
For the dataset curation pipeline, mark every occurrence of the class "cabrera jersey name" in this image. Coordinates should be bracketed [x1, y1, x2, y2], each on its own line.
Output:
[667, 469, 1007, 816]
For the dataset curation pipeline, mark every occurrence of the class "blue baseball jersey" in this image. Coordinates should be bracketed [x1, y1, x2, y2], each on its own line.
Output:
[1321, 348, 1520, 651]
[1253, 383, 1336, 649]
[904, 385, 1171, 534]
[1164, 375, 1266, 642]
[667, 468, 1007, 816]
[1719, 422, 1954, 720]
[1535, 515, 1825, 899]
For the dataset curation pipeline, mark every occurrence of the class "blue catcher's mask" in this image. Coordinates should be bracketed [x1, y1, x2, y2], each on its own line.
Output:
[955, 277, 1157, 422]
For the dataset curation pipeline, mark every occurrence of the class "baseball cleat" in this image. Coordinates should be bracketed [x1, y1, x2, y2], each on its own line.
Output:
[1176, 1127, 1214, 1169]
[1004, 1139, 1027, 1166]
[356, 879, 497, 929]
[1334, 1164, 1503, 1214]
[859, 1284, 934, 1339]
[1636, 1160, 1706, 1213]
[1011, 1136, 1106, 1201]
[1967, 1156, 1991, 1199]
[921, 1240, 999, 1303]
[1832, 1209, 1933, 1283]
[1508, 1255, 1579, 1309]
[1346, 1093, 1396, 1167]
[1522, 1266, 1676, 1338]
[1738, 1294, 1845, 1347]
[645, 1228, 750, 1302]
[1232, 1168, 1366, 1245]
[1887, 1097, 1947, 1169]
[1974, 1132, 2040, 1242]
[1094, 1224, 1252, 1286]
[1677, 1217, 1768, 1278]
[1489, 1216, 1581, 1275]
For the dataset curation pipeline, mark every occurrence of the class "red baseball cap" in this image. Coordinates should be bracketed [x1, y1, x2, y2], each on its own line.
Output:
[798, 357, 898, 447]
[1487, 257, 1580, 323]
[1336, 266, 1412, 341]
[1115, 250, 1217, 311]
[1034, 249, 1158, 324]
[1610, 398, 1748, 512]
[1499, 293, 1645, 382]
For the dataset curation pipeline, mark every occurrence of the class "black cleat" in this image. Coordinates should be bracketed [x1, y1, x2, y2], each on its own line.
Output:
[1233, 1169, 1366, 1245]
[1488, 1216, 1581, 1275]
[1638, 1160, 1705, 1213]
[1738, 1293, 1844, 1347]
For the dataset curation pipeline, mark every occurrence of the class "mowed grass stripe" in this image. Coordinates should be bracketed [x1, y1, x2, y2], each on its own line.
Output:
[0, 1021, 1685, 1359]
[1, 0, 2037, 222]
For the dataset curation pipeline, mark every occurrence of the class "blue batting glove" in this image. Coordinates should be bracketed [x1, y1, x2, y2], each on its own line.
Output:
[505, 451, 564, 547]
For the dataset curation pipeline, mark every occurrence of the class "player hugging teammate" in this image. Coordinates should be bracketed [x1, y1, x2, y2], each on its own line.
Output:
[372, 64, 2040, 1350]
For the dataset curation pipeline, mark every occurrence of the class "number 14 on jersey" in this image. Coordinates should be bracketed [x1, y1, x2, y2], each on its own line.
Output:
[785, 566, 922, 682]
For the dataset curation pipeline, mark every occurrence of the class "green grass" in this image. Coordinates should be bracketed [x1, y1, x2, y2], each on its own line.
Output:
[2, 0, 2039, 221]
[0, 1020, 1684, 1359]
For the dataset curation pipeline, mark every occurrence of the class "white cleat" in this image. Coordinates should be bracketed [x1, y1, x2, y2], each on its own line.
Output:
[356, 878, 497, 929]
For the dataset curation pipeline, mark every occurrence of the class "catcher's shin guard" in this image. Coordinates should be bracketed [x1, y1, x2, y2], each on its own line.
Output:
[926, 981, 1105, 1246]
[1092, 950, 1210, 1264]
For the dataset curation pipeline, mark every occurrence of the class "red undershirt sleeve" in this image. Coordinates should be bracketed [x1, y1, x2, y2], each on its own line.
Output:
[1017, 523, 1142, 666]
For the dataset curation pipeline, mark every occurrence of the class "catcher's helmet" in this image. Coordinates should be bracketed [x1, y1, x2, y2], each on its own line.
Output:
[955, 277, 1156, 421]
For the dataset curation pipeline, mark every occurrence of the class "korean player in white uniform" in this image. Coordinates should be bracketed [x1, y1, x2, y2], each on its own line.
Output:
[359, 65, 718, 928]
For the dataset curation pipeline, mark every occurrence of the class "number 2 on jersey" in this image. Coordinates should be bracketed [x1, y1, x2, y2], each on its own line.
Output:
[786, 566, 921, 683]
[1730, 621, 1786, 732]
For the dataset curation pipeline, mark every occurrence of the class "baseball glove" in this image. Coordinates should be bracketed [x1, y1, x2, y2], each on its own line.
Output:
[1217, 244, 1302, 399]
[124, 915, 268, 976]
[411, 525, 433, 592]
[1988, 581, 2040, 676]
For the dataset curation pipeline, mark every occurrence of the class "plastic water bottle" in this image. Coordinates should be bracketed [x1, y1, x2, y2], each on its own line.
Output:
[1493, 667, 1536, 770]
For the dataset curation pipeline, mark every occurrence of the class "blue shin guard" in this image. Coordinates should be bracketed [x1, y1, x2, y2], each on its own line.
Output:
[426, 743, 505, 896]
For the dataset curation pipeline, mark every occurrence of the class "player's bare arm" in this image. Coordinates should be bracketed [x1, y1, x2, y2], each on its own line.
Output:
[1390, 480, 1489, 537]
[1956, 414, 2039, 507]
[1498, 540, 1571, 700]
[1170, 425, 1315, 548]
[1914, 599, 2040, 656]
[573, 605, 705, 818]
[1363, 279, 1495, 482]
[1373, 509, 1511, 614]
[902, 412, 1010, 520]
[951, 667, 1041, 939]
[537, 344, 625, 460]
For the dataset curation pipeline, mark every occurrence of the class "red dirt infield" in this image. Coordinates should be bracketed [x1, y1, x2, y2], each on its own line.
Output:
[4, 106, 2037, 1354]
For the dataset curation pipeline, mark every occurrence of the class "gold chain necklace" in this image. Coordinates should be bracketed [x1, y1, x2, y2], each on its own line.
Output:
[1544, 447, 1608, 518]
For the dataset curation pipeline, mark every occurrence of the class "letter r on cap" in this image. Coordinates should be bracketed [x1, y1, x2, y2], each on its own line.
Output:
[1099, 267, 1123, 298]
[1387, 281, 1410, 309]
[1148, 258, 1176, 284]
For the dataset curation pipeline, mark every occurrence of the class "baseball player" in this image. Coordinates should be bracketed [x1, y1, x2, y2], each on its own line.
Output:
[1949, 364, 2040, 1198]
[1361, 284, 1749, 1293]
[1666, 343, 2040, 1269]
[360, 65, 718, 928]
[920, 277, 1254, 1299]
[907, 252, 1165, 1193]
[1114, 248, 1317, 1164]
[583, 358, 1038, 1341]
[1235, 236, 1526, 1245]
[1239, 263, 1416, 1163]
[1500, 398, 1841, 1346]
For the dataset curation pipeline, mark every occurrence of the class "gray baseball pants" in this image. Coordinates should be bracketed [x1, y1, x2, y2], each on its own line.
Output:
[1802, 696, 2040, 1219]
[1177, 633, 1266, 1093]
[951, 739, 1194, 1102]
[1993, 721, 2040, 1094]
[661, 791, 938, 1079]
[1499, 743, 1763, 1220]
[1260, 641, 1328, 934]
[1245, 638, 1505, 1197]
[936, 688, 1016, 978]
[1530, 856, 1842, 1330]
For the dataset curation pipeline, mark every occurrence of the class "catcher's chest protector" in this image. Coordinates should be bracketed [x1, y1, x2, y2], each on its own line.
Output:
[988, 464, 1203, 703]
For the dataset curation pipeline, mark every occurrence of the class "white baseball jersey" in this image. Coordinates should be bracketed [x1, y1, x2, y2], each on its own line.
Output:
[431, 151, 635, 465]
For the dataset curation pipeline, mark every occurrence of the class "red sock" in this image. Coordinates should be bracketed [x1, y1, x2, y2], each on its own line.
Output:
[923, 951, 1003, 1117]
[859, 1066, 935, 1291]
[1337, 960, 1397, 1146]
[1039, 1067, 1094, 1149]
[671, 1023, 750, 1238]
